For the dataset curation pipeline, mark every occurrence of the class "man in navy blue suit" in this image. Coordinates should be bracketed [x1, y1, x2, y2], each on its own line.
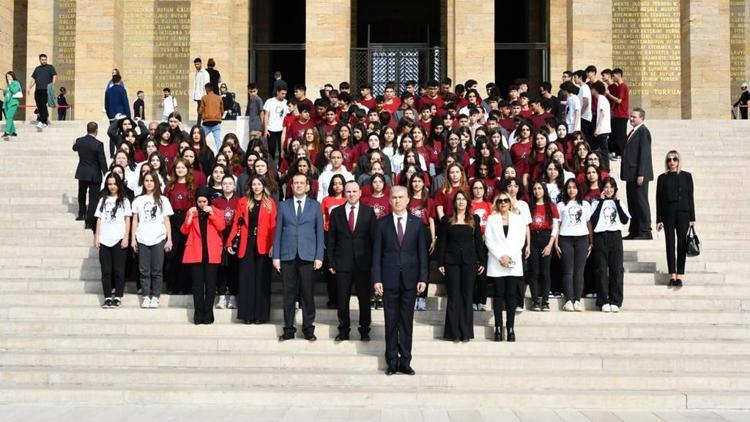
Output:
[372, 186, 428, 376]
[272, 173, 325, 341]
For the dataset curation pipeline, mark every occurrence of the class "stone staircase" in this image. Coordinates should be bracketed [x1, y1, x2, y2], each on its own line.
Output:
[0, 120, 748, 410]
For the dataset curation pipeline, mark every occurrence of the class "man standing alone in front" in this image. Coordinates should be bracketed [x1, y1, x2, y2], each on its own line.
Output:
[621, 108, 653, 240]
[372, 186, 428, 376]
[28, 54, 57, 129]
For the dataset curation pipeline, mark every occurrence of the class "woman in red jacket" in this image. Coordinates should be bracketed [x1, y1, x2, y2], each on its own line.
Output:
[181, 187, 226, 325]
[227, 175, 277, 324]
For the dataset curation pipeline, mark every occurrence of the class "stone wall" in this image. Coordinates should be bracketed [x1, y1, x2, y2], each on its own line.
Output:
[0, 1, 13, 78]
[305, 0, 351, 97]
[446, 0, 494, 91]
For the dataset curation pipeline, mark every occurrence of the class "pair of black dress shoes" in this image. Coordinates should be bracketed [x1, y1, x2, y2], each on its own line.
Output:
[385, 364, 415, 376]
[668, 279, 683, 287]
[335, 328, 371, 342]
[279, 332, 317, 342]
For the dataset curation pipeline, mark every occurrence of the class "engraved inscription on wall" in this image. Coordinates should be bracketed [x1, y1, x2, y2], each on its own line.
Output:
[730, 0, 746, 102]
[53, 0, 76, 119]
[153, 0, 190, 117]
[612, 0, 681, 115]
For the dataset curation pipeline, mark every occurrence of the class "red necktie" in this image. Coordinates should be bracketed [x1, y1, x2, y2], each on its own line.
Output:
[348, 206, 355, 232]
[397, 217, 404, 246]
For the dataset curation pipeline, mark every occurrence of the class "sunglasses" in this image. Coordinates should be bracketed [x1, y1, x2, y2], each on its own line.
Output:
[496, 198, 511, 204]
[667, 157, 679, 162]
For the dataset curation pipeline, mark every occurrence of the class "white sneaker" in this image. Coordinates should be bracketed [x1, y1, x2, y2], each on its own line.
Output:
[478, 304, 487, 312]
[472, 304, 478, 311]
[150, 297, 160, 308]
[610, 304, 620, 313]
[573, 301, 584, 312]
[601, 304, 612, 313]
[216, 295, 227, 309]
[515, 306, 524, 314]
[563, 300, 574, 312]
[227, 296, 237, 309]
[141, 297, 151, 308]
[36, 122, 44, 129]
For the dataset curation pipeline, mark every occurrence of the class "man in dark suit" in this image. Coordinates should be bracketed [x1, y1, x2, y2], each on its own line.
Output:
[73, 122, 108, 230]
[620, 107, 654, 240]
[272, 173, 325, 341]
[372, 186, 428, 376]
[327, 181, 377, 342]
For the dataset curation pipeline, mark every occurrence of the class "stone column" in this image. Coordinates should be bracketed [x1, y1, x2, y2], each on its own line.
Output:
[75, 0, 124, 119]
[0, 0, 13, 75]
[446, 0, 494, 90]
[26, 0, 54, 105]
[569, 0, 612, 71]
[549, 0, 568, 84]
[681, 0, 731, 119]
[306, 0, 351, 95]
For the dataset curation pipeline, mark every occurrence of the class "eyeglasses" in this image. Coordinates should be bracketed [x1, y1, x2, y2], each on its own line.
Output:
[667, 157, 679, 162]
[496, 198, 511, 204]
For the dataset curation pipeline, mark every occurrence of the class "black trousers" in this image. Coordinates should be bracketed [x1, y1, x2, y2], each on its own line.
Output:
[78, 180, 99, 228]
[99, 243, 126, 298]
[626, 181, 651, 236]
[527, 230, 552, 304]
[594, 133, 610, 171]
[490, 276, 521, 329]
[593, 231, 624, 307]
[444, 263, 475, 341]
[560, 235, 589, 302]
[58, 107, 67, 121]
[581, 118, 594, 145]
[237, 242, 271, 322]
[335, 269, 372, 334]
[195, 100, 202, 125]
[611, 118, 628, 156]
[34, 89, 49, 124]
[383, 282, 417, 369]
[192, 263, 218, 324]
[473, 271, 488, 305]
[419, 224, 433, 299]
[663, 206, 690, 274]
[267, 131, 282, 162]
[281, 257, 316, 336]
[324, 233, 337, 307]
[741, 107, 748, 120]
[166, 212, 191, 294]
[217, 254, 239, 296]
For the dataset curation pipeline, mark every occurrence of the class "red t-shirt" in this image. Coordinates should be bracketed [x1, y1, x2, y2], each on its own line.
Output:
[434, 186, 467, 218]
[499, 118, 515, 133]
[417, 95, 444, 112]
[212, 194, 240, 236]
[612, 83, 629, 118]
[519, 108, 533, 118]
[529, 203, 560, 231]
[157, 143, 179, 167]
[288, 118, 315, 143]
[382, 98, 401, 115]
[360, 97, 377, 111]
[471, 200, 492, 234]
[165, 182, 194, 212]
[408, 197, 434, 226]
[510, 141, 533, 176]
[361, 195, 391, 220]
[321, 122, 338, 138]
[322, 196, 347, 231]
[530, 112, 552, 131]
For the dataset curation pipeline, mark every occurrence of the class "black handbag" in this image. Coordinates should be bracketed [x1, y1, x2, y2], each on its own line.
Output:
[686, 226, 700, 257]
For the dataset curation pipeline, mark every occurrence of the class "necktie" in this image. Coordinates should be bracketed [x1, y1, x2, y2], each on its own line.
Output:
[348, 206, 355, 233]
[397, 217, 404, 246]
[296, 200, 302, 219]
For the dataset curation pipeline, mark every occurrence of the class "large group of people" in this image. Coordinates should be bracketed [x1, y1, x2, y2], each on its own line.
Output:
[68, 63, 698, 375]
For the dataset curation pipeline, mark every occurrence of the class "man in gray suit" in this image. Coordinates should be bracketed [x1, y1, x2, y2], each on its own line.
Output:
[272, 173, 325, 341]
[621, 107, 654, 240]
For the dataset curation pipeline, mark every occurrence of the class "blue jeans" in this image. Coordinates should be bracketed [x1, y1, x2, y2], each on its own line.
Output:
[202, 123, 222, 150]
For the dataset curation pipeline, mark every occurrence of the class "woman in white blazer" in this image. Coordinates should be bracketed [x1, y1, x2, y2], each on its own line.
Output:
[485, 192, 531, 342]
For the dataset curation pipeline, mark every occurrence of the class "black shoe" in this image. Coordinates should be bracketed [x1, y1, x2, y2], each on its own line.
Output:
[75, 215, 85, 221]
[335, 333, 349, 342]
[631, 233, 653, 240]
[675, 279, 683, 287]
[102, 298, 113, 309]
[359, 328, 371, 342]
[531, 302, 542, 312]
[494, 326, 504, 342]
[10, 132, 17, 137]
[243, 320, 252, 324]
[398, 365, 416, 376]
[541, 303, 550, 312]
[304, 333, 317, 342]
[385, 366, 398, 376]
[667, 279, 677, 287]
[507, 327, 516, 342]
[623, 233, 636, 240]
[112, 297, 122, 308]
[278, 332, 294, 341]
[84, 223, 94, 230]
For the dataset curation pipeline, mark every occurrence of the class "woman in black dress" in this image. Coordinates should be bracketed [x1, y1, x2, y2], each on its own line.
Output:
[227, 175, 277, 323]
[438, 190, 486, 342]
[656, 150, 695, 287]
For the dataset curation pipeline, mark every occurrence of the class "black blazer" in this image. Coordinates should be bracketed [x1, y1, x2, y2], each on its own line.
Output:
[438, 215, 487, 266]
[656, 171, 696, 223]
[72, 135, 108, 183]
[620, 125, 654, 182]
[327, 203, 377, 272]
[372, 213, 428, 290]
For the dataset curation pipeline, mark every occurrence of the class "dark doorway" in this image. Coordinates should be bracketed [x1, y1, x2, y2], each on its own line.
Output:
[250, 0, 305, 99]
[494, 0, 548, 97]
[355, 0, 441, 46]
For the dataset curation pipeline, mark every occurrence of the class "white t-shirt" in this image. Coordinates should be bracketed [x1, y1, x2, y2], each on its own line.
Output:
[132, 194, 174, 246]
[578, 83, 592, 122]
[596, 94, 611, 134]
[565, 95, 581, 133]
[162, 96, 177, 116]
[514, 199, 533, 225]
[557, 200, 592, 237]
[263, 97, 288, 132]
[94, 196, 132, 247]
[591, 199, 630, 233]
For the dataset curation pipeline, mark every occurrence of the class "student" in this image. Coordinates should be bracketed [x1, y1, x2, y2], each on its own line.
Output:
[438, 191, 486, 342]
[591, 177, 629, 312]
[555, 179, 593, 312]
[212, 175, 240, 309]
[407, 172, 436, 312]
[131, 172, 174, 309]
[94, 173, 132, 308]
[133, 90, 145, 120]
[161, 88, 176, 122]
[527, 181, 559, 311]
[321, 174, 347, 309]
[57, 87, 68, 121]
[470, 179, 492, 311]
[165, 158, 196, 295]
[181, 187, 225, 324]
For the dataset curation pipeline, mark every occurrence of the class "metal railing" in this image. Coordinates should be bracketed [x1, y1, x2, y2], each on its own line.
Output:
[351, 46, 445, 94]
